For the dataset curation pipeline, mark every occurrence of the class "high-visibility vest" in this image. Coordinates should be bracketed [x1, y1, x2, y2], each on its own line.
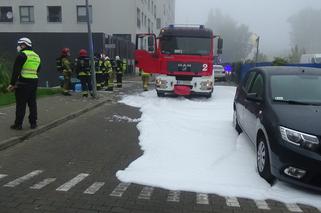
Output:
[21, 50, 41, 79]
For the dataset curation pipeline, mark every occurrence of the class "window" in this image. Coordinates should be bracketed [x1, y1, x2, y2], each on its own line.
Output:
[47, 6, 62, 22]
[156, 18, 161, 29]
[77, 5, 92, 23]
[148, 18, 150, 32]
[249, 74, 264, 98]
[141, 12, 144, 28]
[137, 8, 141, 28]
[20, 6, 34, 23]
[243, 71, 257, 92]
[154, 5, 156, 18]
[0, 7, 13, 22]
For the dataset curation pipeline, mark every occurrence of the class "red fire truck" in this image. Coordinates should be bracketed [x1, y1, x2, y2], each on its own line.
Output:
[135, 24, 223, 97]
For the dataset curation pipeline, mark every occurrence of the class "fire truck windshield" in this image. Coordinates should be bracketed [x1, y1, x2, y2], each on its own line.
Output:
[160, 36, 211, 56]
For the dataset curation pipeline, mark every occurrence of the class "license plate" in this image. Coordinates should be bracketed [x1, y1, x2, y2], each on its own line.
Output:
[176, 80, 191, 85]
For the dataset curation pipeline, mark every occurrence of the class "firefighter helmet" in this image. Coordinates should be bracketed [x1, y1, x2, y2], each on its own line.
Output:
[61, 48, 70, 56]
[79, 49, 88, 57]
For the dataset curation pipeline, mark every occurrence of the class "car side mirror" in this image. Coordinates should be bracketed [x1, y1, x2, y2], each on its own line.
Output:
[246, 93, 262, 102]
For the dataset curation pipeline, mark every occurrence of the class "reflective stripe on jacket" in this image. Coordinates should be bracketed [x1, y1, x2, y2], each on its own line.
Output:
[21, 50, 41, 79]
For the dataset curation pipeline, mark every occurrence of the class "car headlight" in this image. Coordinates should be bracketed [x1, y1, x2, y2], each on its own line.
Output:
[280, 126, 320, 151]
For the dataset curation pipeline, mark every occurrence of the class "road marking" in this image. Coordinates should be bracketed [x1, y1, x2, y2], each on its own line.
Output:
[196, 193, 209, 205]
[3, 170, 43, 187]
[255, 200, 270, 210]
[138, 186, 154, 200]
[225, 196, 240, 207]
[84, 182, 105, 194]
[110, 182, 131, 197]
[56, 173, 89, 192]
[286, 203, 303, 212]
[30, 178, 56, 190]
[0, 174, 8, 180]
[167, 190, 180, 202]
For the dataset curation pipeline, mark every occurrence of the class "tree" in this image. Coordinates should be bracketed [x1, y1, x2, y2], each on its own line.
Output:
[288, 8, 321, 53]
[288, 45, 305, 63]
[272, 57, 288, 66]
[206, 9, 252, 62]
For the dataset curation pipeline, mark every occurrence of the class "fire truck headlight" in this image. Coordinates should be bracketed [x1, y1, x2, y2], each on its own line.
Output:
[200, 80, 213, 90]
[156, 79, 168, 89]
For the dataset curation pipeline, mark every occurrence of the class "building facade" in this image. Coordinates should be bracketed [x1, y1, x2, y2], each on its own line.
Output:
[0, 0, 175, 42]
[0, 0, 175, 86]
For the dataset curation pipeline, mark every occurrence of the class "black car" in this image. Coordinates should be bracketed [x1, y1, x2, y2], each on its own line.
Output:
[233, 66, 321, 191]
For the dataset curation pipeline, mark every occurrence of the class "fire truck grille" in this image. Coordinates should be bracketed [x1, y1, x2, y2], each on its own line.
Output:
[168, 62, 203, 72]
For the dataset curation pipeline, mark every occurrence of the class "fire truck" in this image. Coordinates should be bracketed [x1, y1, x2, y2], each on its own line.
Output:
[135, 24, 223, 97]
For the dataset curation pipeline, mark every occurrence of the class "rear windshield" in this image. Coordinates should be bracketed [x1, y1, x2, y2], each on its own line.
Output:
[270, 75, 321, 103]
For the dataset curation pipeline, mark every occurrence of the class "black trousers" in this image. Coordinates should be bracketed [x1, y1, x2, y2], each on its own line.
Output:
[79, 75, 92, 93]
[116, 73, 123, 87]
[14, 82, 38, 126]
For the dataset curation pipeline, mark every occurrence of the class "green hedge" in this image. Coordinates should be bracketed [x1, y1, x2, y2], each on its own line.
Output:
[0, 88, 62, 107]
[0, 55, 12, 94]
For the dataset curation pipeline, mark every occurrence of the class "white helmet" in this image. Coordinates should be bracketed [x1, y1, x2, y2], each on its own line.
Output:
[115, 56, 120, 60]
[17, 37, 32, 47]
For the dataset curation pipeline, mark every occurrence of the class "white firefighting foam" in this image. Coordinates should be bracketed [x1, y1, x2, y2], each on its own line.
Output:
[116, 86, 321, 208]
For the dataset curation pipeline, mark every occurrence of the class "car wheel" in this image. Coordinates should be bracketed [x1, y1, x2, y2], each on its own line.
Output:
[233, 110, 242, 134]
[157, 91, 165, 97]
[257, 136, 275, 184]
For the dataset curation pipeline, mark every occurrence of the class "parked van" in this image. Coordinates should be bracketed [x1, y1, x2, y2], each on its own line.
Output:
[300, 54, 321, 64]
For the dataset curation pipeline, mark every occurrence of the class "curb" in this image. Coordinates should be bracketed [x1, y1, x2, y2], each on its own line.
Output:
[0, 98, 112, 151]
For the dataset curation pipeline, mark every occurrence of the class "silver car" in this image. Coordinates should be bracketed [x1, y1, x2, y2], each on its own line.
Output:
[213, 65, 226, 81]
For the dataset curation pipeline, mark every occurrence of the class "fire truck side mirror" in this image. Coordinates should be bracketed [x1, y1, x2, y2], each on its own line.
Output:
[217, 38, 223, 54]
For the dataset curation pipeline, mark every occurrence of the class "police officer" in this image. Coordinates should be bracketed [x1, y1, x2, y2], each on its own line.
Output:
[75, 49, 92, 97]
[57, 48, 72, 96]
[115, 56, 124, 88]
[7, 37, 41, 130]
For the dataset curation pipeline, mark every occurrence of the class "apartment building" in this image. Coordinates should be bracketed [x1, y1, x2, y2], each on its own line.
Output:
[0, 0, 175, 86]
[0, 0, 175, 41]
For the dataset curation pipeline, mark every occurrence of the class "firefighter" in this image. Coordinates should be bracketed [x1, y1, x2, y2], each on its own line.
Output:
[122, 58, 127, 74]
[75, 49, 93, 97]
[57, 48, 72, 96]
[106, 57, 116, 91]
[7, 37, 41, 130]
[94, 53, 105, 90]
[104, 56, 113, 90]
[115, 56, 124, 88]
[140, 68, 151, 91]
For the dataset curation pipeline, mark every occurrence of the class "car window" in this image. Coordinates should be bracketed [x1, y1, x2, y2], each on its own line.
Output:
[249, 74, 264, 98]
[243, 71, 256, 92]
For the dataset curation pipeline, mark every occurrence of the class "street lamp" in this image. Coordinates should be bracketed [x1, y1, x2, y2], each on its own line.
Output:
[85, 0, 97, 98]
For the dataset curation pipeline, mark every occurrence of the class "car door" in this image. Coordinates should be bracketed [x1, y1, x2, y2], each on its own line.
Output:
[243, 72, 265, 142]
[235, 71, 257, 130]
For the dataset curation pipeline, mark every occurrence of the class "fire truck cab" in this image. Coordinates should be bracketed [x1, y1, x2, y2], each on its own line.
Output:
[135, 25, 223, 98]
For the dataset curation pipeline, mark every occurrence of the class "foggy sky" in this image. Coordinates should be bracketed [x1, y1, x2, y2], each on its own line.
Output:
[175, 0, 321, 57]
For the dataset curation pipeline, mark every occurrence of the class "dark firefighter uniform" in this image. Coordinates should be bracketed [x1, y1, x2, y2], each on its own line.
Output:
[95, 54, 104, 90]
[115, 56, 124, 88]
[140, 68, 151, 91]
[75, 49, 92, 97]
[9, 41, 41, 130]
